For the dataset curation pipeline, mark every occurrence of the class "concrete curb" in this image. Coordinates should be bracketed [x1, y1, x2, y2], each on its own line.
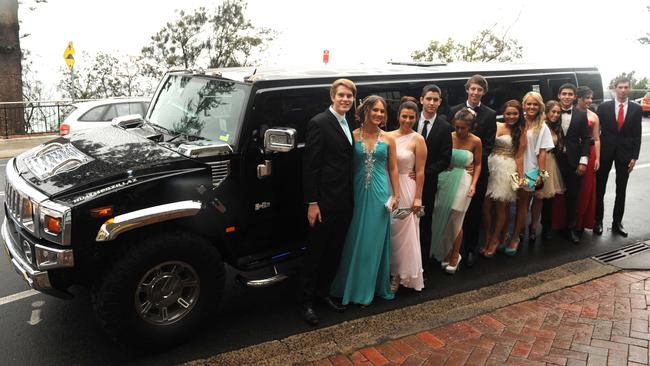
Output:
[0, 134, 57, 159]
[184, 258, 620, 366]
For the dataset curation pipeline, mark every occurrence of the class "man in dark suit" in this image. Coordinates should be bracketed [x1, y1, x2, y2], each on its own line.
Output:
[595, 76, 643, 237]
[413, 84, 452, 267]
[555, 83, 591, 243]
[299, 79, 356, 325]
[449, 75, 496, 268]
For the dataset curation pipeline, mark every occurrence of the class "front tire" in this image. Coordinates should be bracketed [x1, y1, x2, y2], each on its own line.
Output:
[92, 232, 225, 347]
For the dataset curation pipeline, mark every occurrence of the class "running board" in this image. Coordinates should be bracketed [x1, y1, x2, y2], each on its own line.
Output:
[235, 265, 289, 288]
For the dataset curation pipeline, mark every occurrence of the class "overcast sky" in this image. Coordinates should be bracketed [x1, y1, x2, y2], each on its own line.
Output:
[19, 0, 650, 97]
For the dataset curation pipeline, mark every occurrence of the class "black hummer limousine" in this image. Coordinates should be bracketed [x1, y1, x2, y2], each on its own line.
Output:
[2, 63, 603, 345]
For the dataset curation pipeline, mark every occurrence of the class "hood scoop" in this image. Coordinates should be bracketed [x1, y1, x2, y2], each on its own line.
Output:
[23, 143, 93, 181]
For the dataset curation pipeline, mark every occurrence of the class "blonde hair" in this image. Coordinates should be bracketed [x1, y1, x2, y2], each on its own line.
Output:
[330, 78, 357, 99]
[522, 91, 546, 134]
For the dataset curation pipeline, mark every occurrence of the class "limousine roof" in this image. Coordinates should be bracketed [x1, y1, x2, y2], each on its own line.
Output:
[192, 62, 600, 87]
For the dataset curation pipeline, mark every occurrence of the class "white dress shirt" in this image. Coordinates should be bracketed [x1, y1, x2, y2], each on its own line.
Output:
[329, 106, 352, 144]
[417, 113, 436, 137]
[615, 99, 629, 121]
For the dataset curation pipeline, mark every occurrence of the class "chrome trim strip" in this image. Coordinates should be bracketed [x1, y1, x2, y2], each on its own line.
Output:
[2, 219, 53, 291]
[34, 244, 75, 270]
[96, 200, 203, 242]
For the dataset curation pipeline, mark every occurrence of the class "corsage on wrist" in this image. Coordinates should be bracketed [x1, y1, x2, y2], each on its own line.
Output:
[539, 169, 550, 182]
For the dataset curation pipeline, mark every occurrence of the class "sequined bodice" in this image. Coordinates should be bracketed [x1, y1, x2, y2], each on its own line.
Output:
[492, 134, 513, 157]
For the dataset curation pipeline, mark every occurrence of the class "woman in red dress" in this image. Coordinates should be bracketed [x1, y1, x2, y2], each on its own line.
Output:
[574, 86, 600, 232]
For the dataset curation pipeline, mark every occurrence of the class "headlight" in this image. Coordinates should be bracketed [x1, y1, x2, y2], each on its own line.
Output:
[39, 200, 71, 245]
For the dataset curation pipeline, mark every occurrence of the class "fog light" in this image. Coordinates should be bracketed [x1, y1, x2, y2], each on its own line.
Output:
[45, 215, 61, 234]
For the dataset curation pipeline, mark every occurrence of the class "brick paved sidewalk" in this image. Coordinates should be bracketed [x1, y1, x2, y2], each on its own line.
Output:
[306, 271, 650, 366]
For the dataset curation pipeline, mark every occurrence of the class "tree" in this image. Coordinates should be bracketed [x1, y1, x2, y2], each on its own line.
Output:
[205, 0, 275, 68]
[412, 26, 523, 63]
[608, 71, 650, 89]
[140, 0, 274, 77]
[57, 52, 154, 100]
[0, 0, 25, 134]
[140, 7, 208, 78]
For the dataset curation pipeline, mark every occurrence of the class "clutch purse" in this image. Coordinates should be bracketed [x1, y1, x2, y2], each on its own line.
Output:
[524, 169, 543, 190]
[510, 172, 520, 191]
[392, 208, 411, 220]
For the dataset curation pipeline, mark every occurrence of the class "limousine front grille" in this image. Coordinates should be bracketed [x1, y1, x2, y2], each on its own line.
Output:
[207, 161, 230, 187]
[5, 181, 36, 233]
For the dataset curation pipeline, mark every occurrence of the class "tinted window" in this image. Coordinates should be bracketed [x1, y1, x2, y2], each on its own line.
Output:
[79, 105, 109, 121]
[546, 75, 577, 101]
[576, 72, 604, 102]
[128, 102, 145, 116]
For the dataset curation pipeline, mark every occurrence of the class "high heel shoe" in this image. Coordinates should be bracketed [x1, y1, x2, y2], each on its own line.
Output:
[445, 254, 462, 274]
[528, 225, 537, 244]
[504, 239, 519, 256]
[441, 260, 449, 269]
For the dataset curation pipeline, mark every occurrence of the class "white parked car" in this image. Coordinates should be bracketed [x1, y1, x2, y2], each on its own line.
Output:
[59, 97, 151, 135]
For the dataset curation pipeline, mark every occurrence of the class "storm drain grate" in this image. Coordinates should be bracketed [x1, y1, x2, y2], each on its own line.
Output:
[593, 242, 650, 263]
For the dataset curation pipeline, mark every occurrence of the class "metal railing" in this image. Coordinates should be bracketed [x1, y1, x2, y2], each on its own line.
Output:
[0, 100, 75, 138]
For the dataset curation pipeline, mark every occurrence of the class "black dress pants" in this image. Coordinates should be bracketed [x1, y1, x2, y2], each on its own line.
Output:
[298, 208, 352, 306]
[596, 154, 630, 225]
[462, 172, 488, 255]
[556, 153, 582, 231]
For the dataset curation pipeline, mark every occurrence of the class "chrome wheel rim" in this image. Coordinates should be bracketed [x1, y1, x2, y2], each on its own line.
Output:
[135, 261, 200, 325]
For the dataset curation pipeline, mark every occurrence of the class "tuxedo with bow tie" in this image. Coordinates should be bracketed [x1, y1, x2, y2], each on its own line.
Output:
[595, 99, 642, 226]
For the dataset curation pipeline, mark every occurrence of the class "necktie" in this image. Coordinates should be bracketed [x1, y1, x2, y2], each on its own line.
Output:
[422, 120, 430, 139]
[340, 117, 352, 144]
[617, 103, 624, 131]
[472, 106, 480, 114]
[561, 109, 572, 115]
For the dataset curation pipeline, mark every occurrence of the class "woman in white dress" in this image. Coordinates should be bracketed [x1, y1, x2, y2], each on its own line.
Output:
[480, 100, 525, 257]
[387, 98, 427, 292]
[505, 92, 554, 255]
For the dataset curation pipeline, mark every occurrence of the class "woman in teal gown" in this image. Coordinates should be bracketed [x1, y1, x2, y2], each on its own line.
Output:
[331, 95, 400, 306]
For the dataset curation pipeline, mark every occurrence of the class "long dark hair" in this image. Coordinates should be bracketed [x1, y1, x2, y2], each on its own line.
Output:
[356, 95, 387, 127]
[501, 100, 524, 154]
[398, 96, 419, 116]
[545, 100, 564, 152]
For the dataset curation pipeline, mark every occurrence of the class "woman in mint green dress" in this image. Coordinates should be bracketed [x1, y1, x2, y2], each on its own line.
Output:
[331, 95, 400, 306]
[430, 108, 482, 274]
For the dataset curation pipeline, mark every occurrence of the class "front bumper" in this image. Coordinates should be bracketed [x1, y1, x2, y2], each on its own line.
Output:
[2, 218, 73, 298]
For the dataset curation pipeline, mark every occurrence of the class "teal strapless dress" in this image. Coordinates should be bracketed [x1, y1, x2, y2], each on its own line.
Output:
[330, 138, 395, 305]
[430, 148, 473, 262]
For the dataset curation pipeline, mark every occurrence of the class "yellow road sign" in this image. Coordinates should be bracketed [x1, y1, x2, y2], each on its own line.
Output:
[63, 42, 75, 70]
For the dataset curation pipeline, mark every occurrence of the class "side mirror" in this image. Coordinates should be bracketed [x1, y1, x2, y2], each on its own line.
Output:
[263, 127, 296, 153]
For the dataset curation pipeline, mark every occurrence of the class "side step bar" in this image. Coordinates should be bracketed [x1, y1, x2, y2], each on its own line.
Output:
[236, 265, 289, 288]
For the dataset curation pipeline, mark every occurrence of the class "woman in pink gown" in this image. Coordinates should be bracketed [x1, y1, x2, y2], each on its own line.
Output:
[387, 98, 427, 292]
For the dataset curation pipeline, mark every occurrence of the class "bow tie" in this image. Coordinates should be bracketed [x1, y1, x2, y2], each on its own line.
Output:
[561, 109, 572, 115]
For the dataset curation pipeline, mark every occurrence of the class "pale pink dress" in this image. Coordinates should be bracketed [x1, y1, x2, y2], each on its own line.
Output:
[390, 132, 424, 291]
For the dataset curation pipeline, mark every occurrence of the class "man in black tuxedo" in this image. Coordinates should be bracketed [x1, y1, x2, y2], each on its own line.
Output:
[449, 75, 496, 268]
[299, 79, 356, 325]
[595, 76, 642, 237]
[555, 83, 591, 243]
[413, 84, 452, 266]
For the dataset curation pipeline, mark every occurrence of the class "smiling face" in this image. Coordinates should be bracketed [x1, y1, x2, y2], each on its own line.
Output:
[503, 106, 520, 126]
[547, 105, 561, 123]
[331, 85, 354, 115]
[466, 83, 486, 107]
[558, 88, 575, 109]
[365, 100, 386, 127]
[524, 98, 541, 119]
[453, 118, 472, 138]
[420, 91, 441, 118]
[398, 108, 417, 131]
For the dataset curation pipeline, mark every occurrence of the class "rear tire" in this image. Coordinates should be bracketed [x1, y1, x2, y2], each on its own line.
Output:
[92, 232, 225, 348]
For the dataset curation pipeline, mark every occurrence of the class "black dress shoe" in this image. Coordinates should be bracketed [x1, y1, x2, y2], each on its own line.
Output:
[300, 305, 319, 326]
[465, 251, 476, 268]
[593, 223, 603, 235]
[570, 230, 581, 244]
[320, 296, 346, 313]
[612, 222, 628, 237]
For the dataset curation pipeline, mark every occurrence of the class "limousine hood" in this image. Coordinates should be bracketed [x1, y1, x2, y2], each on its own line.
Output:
[13, 126, 194, 198]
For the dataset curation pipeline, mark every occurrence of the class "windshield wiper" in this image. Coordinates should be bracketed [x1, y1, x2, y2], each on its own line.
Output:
[166, 131, 207, 143]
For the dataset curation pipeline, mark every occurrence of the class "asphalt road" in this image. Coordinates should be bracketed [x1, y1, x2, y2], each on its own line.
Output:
[1, 118, 650, 365]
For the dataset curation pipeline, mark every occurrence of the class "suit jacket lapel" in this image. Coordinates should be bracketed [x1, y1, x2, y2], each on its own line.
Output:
[326, 110, 352, 148]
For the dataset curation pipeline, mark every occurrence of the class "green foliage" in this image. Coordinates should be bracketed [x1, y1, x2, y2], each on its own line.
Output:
[140, 0, 275, 77]
[639, 5, 650, 45]
[57, 52, 155, 100]
[608, 71, 650, 90]
[412, 27, 523, 63]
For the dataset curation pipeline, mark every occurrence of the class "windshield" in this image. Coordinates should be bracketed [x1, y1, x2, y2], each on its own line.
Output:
[148, 75, 249, 145]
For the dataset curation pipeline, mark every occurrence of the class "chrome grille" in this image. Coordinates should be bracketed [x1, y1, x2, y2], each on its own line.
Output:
[5, 181, 22, 221]
[207, 161, 230, 187]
